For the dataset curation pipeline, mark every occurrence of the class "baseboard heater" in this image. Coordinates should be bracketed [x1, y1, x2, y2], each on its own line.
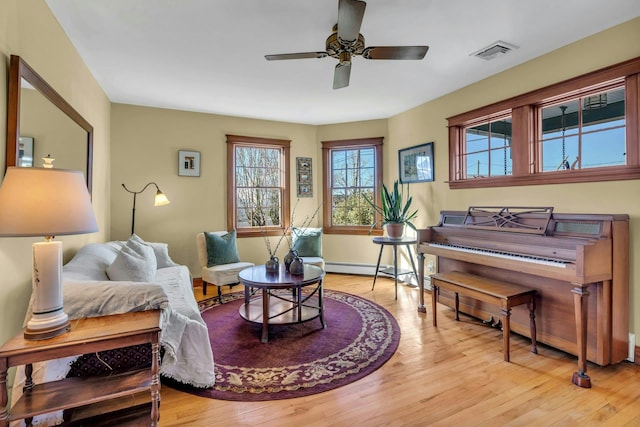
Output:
[324, 261, 427, 288]
[324, 261, 381, 276]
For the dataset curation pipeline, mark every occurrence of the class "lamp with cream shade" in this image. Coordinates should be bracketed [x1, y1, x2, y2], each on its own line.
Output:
[0, 167, 98, 340]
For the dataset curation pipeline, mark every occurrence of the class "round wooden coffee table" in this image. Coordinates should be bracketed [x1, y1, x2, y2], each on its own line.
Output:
[238, 263, 325, 343]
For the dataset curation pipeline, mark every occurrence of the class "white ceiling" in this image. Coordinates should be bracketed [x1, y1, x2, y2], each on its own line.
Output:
[44, 0, 640, 125]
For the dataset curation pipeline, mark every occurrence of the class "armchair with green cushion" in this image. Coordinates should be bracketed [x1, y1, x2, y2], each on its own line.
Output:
[196, 230, 254, 302]
[291, 227, 324, 269]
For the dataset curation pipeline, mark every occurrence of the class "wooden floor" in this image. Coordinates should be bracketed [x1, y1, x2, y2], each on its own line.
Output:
[158, 274, 640, 426]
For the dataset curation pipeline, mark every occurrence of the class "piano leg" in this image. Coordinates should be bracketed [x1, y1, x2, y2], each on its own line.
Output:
[571, 284, 592, 388]
[417, 252, 426, 313]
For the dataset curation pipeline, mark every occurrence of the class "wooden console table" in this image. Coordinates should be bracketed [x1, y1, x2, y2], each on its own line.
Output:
[0, 310, 161, 427]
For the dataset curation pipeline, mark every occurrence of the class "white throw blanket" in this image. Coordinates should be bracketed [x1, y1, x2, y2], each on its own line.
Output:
[11, 242, 215, 425]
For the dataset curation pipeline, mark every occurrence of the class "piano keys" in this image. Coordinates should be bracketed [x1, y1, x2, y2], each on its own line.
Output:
[416, 206, 629, 388]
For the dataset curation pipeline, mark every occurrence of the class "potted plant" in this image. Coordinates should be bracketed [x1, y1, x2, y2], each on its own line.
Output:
[365, 180, 418, 239]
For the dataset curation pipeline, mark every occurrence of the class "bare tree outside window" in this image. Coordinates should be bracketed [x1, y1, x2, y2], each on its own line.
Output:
[235, 146, 282, 227]
[226, 135, 291, 237]
[322, 137, 383, 235]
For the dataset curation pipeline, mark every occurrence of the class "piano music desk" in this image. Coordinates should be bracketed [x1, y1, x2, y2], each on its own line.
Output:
[430, 271, 537, 362]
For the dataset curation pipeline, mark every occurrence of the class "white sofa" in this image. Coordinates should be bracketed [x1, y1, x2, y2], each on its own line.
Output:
[12, 239, 215, 425]
[19, 240, 215, 389]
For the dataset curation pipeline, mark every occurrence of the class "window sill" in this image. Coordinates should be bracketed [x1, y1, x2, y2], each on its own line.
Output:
[448, 166, 640, 189]
[323, 226, 383, 236]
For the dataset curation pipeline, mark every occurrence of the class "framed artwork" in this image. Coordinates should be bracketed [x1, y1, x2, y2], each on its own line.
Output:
[399, 142, 434, 183]
[296, 157, 313, 197]
[178, 150, 201, 177]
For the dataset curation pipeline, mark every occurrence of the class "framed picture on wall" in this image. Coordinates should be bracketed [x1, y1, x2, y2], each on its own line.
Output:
[296, 157, 313, 197]
[178, 150, 201, 177]
[398, 142, 434, 183]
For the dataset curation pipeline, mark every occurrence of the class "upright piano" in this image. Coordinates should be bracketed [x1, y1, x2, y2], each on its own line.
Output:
[416, 207, 629, 387]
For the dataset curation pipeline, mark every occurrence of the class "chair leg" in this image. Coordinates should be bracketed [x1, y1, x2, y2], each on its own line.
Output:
[203, 280, 208, 295]
[217, 286, 223, 304]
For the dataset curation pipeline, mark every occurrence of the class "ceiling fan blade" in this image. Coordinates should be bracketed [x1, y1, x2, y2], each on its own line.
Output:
[337, 0, 366, 44]
[333, 62, 351, 89]
[265, 52, 328, 61]
[362, 46, 429, 60]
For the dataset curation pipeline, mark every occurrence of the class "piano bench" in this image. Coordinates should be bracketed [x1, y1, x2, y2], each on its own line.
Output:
[430, 271, 538, 362]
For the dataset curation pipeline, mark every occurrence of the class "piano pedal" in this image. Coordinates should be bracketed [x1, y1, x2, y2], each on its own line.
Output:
[482, 316, 502, 330]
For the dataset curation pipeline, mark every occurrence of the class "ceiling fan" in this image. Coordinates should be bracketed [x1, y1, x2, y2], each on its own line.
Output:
[265, 0, 429, 89]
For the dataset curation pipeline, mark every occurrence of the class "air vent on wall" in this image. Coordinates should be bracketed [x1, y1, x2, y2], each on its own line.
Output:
[471, 40, 518, 60]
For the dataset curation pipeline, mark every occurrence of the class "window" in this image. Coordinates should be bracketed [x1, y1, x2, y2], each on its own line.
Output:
[463, 114, 513, 178]
[537, 85, 626, 172]
[226, 134, 290, 237]
[447, 57, 640, 189]
[322, 137, 383, 235]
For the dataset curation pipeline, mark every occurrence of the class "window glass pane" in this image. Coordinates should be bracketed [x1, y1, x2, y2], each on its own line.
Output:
[360, 149, 374, 167]
[332, 169, 347, 188]
[583, 88, 625, 132]
[490, 118, 512, 149]
[361, 167, 375, 187]
[346, 168, 359, 187]
[332, 150, 346, 170]
[464, 151, 488, 178]
[465, 125, 489, 153]
[489, 147, 512, 176]
[541, 135, 579, 171]
[541, 101, 580, 138]
[581, 128, 626, 168]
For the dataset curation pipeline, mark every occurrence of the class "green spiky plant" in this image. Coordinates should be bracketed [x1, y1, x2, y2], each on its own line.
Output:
[364, 180, 418, 234]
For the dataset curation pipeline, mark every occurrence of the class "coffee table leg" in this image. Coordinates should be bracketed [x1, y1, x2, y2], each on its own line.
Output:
[261, 289, 269, 343]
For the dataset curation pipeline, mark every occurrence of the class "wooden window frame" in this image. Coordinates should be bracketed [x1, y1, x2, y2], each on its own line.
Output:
[322, 137, 384, 236]
[447, 56, 640, 189]
[226, 134, 291, 238]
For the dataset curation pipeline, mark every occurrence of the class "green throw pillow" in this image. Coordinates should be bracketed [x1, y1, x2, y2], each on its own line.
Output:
[292, 227, 322, 257]
[204, 230, 240, 267]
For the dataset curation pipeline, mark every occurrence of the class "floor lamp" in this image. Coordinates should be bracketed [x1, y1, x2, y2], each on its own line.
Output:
[0, 167, 98, 340]
[122, 182, 170, 235]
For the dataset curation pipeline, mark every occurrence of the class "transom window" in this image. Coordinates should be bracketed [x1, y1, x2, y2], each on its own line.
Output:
[226, 134, 290, 237]
[463, 114, 512, 178]
[537, 85, 626, 172]
[447, 57, 640, 189]
[322, 137, 383, 235]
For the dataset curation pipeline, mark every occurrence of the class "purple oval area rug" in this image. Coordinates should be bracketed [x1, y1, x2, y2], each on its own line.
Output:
[176, 289, 400, 401]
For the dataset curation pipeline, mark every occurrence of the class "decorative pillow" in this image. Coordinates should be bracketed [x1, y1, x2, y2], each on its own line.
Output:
[204, 230, 241, 267]
[292, 227, 322, 257]
[106, 238, 157, 282]
[131, 234, 176, 268]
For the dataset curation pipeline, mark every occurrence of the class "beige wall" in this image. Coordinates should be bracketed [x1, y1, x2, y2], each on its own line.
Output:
[0, 0, 111, 348]
[110, 105, 324, 273]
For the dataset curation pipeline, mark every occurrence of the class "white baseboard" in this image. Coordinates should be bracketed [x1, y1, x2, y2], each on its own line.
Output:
[324, 261, 430, 288]
[324, 261, 381, 276]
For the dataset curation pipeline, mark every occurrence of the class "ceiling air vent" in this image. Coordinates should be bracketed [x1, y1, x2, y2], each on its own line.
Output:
[471, 40, 518, 60]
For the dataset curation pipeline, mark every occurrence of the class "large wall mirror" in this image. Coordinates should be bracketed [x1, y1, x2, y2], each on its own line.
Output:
[6, 55, 93, 193]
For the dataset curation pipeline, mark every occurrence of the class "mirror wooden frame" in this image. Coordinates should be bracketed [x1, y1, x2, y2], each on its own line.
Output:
[5, 55, 94, 193]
